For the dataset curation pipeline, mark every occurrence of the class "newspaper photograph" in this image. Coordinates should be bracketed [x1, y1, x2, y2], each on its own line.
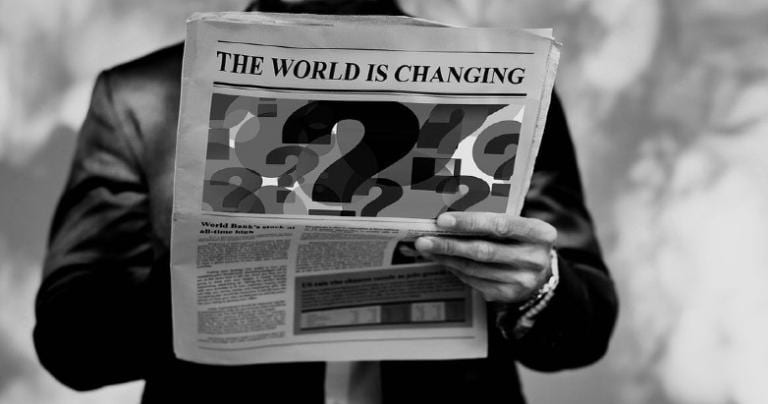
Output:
[170, 12, 560, 365]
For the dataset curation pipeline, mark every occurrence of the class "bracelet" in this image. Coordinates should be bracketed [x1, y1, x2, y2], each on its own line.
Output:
[509, 248, 559, 339]
[517, 248, 559, 313]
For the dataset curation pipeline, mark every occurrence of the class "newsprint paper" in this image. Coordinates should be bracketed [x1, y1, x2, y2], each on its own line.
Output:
[170, 12, 560, 365]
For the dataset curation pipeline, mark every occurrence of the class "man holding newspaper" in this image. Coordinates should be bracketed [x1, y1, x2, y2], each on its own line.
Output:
[34, 0, 618, 403]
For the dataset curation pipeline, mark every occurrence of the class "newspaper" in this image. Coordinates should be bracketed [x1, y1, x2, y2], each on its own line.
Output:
[170, 12, 560, 365]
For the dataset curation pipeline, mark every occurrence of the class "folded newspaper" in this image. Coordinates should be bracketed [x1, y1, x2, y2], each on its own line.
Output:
[170, 12, 560, 365]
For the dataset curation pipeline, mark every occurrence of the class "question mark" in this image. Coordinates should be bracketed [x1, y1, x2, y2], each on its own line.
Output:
[472, 120, 521, 197]
[417, 106, 465, 153]
[263, 146, 318, 213]
[202, 167, 265, 213]
[418, 104, 505, 153]
[484, 133, 519, 179]
[410, 105, 467, 192]
[484, 133, 518, 196]
[409, 104, 505, 192]
[265, 146, 320, 187]
[437, 176, 490, 213]
[231, 98, 333, 179]
[283, 100, 419, 203]
[352, 178, 403, 217]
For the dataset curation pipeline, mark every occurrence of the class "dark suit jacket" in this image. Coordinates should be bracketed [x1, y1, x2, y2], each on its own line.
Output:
[34, 43, 618, 403]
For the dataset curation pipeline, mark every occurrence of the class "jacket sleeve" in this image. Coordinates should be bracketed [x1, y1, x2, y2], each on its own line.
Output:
[499, 93, 619, 371]
[33, 70, 160, 390]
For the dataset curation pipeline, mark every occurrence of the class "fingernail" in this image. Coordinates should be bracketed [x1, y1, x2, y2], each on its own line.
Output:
[437, 214, 455, 228]
[415, 237, 434, 251]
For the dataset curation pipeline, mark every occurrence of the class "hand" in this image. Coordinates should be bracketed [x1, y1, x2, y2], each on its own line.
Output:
[415, 212, 557, 304]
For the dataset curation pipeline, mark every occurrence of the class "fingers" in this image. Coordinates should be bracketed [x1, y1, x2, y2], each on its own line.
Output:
[414, 213, 557, 304]
[435, 212, 557, 244]
[415, 236, 550, 268]
[423, 253, 537, 284]
[426, 254, 538, 303]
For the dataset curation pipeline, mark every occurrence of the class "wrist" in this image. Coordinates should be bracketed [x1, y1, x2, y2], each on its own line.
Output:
[496, 248, 560, 339]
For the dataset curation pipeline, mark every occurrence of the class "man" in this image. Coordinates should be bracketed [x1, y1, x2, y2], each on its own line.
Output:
[34, 0, 618, 402]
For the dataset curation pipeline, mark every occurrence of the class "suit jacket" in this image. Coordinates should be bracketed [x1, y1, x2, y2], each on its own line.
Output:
[34, 43, 618, 403]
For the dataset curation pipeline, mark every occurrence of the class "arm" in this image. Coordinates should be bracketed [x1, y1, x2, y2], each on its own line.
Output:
[507, 92, 618, 370]
[415, 93, 618, 371]
[33, 70, 161, 390]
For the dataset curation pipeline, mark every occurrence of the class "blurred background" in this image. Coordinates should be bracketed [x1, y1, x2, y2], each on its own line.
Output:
[2, 0, 767, 403]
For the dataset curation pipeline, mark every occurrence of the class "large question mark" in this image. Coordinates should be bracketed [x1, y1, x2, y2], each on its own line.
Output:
[279, 100, 343, 208]
[283, 100, 419, 203]
[202, 167, 265, 213]
[437, 176, 490, 213]
[352, 178, 403, 217]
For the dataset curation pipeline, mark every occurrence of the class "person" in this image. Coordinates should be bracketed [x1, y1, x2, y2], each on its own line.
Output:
[34, 0, 618, 403]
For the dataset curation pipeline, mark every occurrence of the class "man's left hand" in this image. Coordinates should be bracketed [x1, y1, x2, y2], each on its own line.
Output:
[415, 212, 557, 304]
